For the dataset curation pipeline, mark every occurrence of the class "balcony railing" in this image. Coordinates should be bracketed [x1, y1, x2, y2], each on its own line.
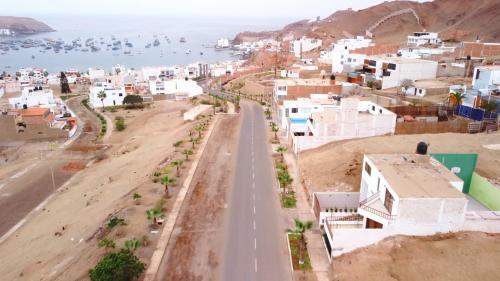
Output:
[359, 201, 395, 221]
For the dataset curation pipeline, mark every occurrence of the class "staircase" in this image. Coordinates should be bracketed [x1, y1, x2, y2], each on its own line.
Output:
[365, 8, 420, 38]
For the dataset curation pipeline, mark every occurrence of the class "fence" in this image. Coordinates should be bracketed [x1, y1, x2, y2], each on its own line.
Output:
[386, 105, 453, 118]
[455, 105, 498, 121]
[395, 119, 469, 135]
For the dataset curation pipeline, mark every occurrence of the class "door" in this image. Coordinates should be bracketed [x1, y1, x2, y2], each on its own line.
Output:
[366, 218, 383, 229]
[384, 190, 394, 214]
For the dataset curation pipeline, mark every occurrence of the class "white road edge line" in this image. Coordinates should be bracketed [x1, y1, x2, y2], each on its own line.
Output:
[255, 259, 258, 273]
[253, 206, 256, 214]
[253, 220, 256, 230]
[254, 238, 257, 249]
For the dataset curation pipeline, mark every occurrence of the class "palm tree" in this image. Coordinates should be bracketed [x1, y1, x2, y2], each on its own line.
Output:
[161, 175, 176, 197]
[182, 149, 193, 161]
[278, 169, 293, 199]
[271, 123, 279, 140]
[287, 218, 313, 265]
[189, 136, 198, 149]
[124, 239, 141, 252]
[481, 100, 497, 112]
[133, 193, 142, 205]
[98, 238, 116, 253]
[97, 90, 107, 111]
[170, 160, 184, 177]
[276, 145, 287, 162]
[450, 89, 465, 115]
[194, 125, 203, 138]
[146, 208, 164, 226]
[173, 140, 183, 152]
[264, 107, 272, 119]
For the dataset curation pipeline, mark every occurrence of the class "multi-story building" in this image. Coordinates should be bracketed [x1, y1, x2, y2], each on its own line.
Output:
[407, 32, 441, 47]
[88, 80, 126, 108]
[149, 79, 203, 100]
[290, 36, 322, 58]
[8, 86, 56, 109]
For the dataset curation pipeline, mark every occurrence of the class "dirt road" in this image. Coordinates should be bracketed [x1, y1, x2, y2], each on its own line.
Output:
[157, 114, 240, 281]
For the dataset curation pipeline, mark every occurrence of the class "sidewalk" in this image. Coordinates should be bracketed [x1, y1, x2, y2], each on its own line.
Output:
[278, 132, 332, 281]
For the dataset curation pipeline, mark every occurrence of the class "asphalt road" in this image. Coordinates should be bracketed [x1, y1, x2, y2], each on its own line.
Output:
[0, 96, 96, 238]
[221, 101, 291, 281]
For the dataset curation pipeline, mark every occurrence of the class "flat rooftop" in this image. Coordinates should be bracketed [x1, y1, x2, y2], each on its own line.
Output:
[275, 78, 335, 86]
[475, 65, 500, 71]
[367, 56, 436, 64]
[366, 154, 465, 199]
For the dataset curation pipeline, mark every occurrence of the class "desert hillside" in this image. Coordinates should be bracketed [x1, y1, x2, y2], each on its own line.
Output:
[0, 16, 54, 34]
[234, 0, 500, 45]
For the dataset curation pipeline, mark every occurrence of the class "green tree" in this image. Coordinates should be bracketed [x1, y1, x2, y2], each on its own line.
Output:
[481, 100, 497, 112]
[286, 219, 313, 265]
[271, 123, 279, 140]
[182, 149, 193, 161]
[264, 107, 272, 119]
[60, 72, 72, 94]
[161, 175, 175, 196]
[173, 140, 183, 152]
[98, 238, 116, 253]
[194, 125, 203, 138]
[276, 145, 287, 162]
[132, 193, 142, 205]
[123, 95, 143, 108]
[278, 169, 293, 200]
[115, 116, 126, 131]
[124, 239, 140, 252]
[146, 207, 164, 226]
[97, 90, 107, 111]
[88, 249, 145, 281]
[189, 136, 198, 149]
[170, 160, 184, 177]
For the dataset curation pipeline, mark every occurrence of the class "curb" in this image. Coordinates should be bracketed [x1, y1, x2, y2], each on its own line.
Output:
[143, 115, 219, 281]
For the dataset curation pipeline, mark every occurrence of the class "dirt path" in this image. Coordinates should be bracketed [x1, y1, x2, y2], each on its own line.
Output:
[158, 115, 240, 281]
[332, 231, 500, 281]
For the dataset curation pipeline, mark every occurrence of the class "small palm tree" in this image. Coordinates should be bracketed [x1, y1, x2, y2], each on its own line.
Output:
[450, 89, 465, 115]
[287, 219, 313, 265]
[271, 123, 279, 140]
[98, 238, 116, 253]
[264, 107, 272, 119]
[182, 149, 193, 161]
[482, 100, 497, 112]
[133, 193, 142, 205]
[161, 175, 176, 197]
[194, 125, 203, 138]
[173, 140, 183, 152]
[124, 239, 141, 252]
[146, 207, 164, 226]
[189, 136, 198, 149]
[278, 169, 293, 199]
[170, 160, 184, 177]
[97, 90, 107, 111]
[276, 145, 287, 162]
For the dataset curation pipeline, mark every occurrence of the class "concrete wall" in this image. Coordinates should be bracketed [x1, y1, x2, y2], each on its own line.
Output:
[382, 61, 438, 89]
[397, 198, 467, 226]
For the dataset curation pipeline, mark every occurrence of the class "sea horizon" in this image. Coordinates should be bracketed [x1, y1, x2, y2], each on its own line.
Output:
[0, 13, 299, 73]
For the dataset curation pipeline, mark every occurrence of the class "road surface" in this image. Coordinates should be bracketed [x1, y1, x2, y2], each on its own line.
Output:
[221, 101, 291, 281]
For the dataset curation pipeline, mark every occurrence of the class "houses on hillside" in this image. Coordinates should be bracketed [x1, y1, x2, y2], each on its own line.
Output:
[149, 79, 203, 100]
[290, 36, 322, 58]
[8, 86, 56, 108]
[407, 32, 441, 47]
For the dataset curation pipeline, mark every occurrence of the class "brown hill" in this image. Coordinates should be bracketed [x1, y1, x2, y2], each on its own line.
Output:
[0, 16, 54, 34]
[234, 0, 500, 45]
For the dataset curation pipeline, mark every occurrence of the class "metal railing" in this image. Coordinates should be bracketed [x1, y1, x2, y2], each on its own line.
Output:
[359, 203, 395, 221]
[358, 192, 380, 206]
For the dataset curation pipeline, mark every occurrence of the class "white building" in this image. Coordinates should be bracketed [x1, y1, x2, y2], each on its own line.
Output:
[216, 38, 230, 49]
[282, 97, 397, 153]
[361, 56, 438, 89]
[398, 45, 455, 58]
[280, 69, 300, 79]
[472, 65, 500, 91]
[290, 36, 322, 58]
[88, 80, 126, 108]
[321, 153, 477, 261]
[88, 67, 106, 81]
[9, 86, 56, 108]
[407, 32, 441, 47]
[0, 29, 11, 36]
[149, 79, 203, 100]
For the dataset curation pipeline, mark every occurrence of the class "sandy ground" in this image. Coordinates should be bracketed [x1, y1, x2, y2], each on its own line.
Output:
[299, 132, 500, 193]
[158, 114, 240, 281]
[332, 231, 500, 281]
[0, 100, 199, 281]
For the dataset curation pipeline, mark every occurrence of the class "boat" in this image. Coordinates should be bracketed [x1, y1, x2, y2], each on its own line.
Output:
[124, 50, 131, 55]
[200, 52, 204, 55]
[31, 55, 35, 59]
[180, 37, 186, 43]
[153, 39, 160, 47]
[186, 49, 191, 54]
[145, 43, 151, 48]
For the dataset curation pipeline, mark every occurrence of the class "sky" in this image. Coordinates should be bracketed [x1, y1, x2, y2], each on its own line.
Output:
[2, 0, 429, 19]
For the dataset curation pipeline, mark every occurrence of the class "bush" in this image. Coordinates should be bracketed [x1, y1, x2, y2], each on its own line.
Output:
[282, 192, 297, 208]
[88, 249, 145, 281]
[107, 216, 126, 229]
[115, 117, 126, 131]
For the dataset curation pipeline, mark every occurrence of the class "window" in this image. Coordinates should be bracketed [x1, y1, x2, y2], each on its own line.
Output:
[291, 108, 298, 113]
[384, 190, 394, 214]
[285, 108, 289, 117]
[475, 70, 480, 80]
[377, 177, 380, 191]
[119, 93, 123, 97]
[372, 105, 375, 111]
[278, 86, 287, 91]
[365, 162, 371, 176]
[388, 63, 396, 70]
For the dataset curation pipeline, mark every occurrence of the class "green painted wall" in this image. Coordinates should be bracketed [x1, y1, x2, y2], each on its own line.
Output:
[431, 153, 477, 193]
[469, 172, 500, 211]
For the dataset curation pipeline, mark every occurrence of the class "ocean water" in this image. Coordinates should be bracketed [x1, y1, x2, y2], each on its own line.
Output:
[0, 14, 292, 73]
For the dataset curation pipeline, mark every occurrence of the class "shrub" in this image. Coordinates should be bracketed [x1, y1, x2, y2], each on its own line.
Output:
[115, 117, 126, 131]
[88, 249, 145, 281]
[107, 216, 126, 229]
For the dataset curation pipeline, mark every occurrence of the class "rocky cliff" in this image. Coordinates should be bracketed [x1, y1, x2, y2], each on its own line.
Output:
[0, 16, 54, 35]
